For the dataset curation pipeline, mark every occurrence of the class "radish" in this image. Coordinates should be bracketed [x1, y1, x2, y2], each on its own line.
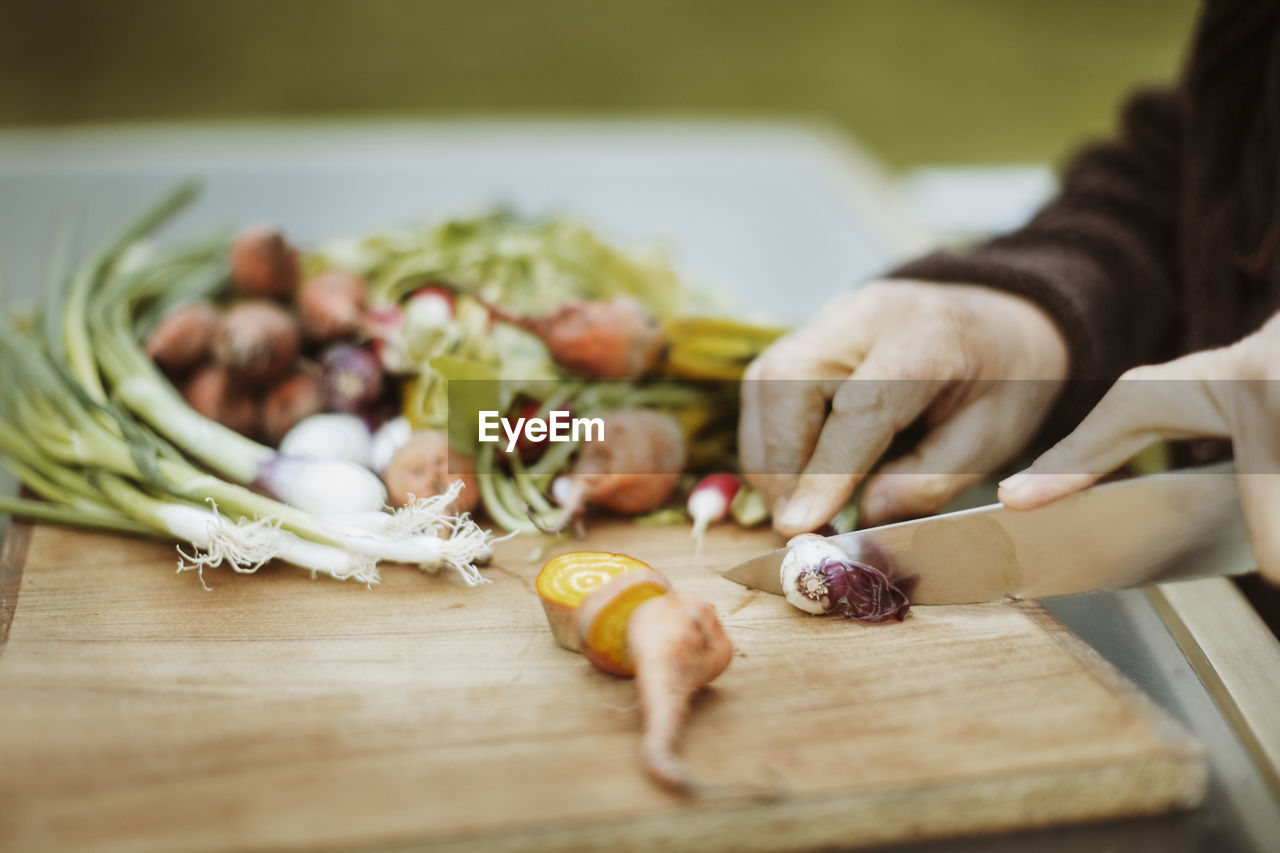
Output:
[382, 429, 479, 514]
[686, 473, 741, 551]
[260, 371, 325, 446]
[365, 286, 456, 373]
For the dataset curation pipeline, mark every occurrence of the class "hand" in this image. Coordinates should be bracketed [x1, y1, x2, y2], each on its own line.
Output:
[998, 313, 1280, 584]
[740, 279, 1070, 537]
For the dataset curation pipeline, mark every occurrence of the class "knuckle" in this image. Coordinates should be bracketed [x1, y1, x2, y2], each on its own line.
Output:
[831, 378, 891, 420]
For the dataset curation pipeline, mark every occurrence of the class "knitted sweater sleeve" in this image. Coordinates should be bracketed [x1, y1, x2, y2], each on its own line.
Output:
[890, 88, 1187, 436]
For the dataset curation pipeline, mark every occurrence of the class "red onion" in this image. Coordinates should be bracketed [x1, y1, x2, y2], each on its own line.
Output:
[320, 344, 384, 414]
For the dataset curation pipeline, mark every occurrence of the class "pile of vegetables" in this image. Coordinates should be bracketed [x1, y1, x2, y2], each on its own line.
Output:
[0, 185, 495, 587]
[0, 183, 790, 583]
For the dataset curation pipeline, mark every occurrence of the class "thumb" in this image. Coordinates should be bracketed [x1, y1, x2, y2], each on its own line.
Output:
[999, 350, 1234, 510]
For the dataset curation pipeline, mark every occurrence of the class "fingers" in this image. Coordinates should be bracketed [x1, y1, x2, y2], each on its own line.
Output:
[1236, 474, 1280, 585]
[774, 341, 954, 536]
[740, 291, 877, 511]
[739, 343, 846, 511]
[860, 391, 1038, 524]
[999, 349, 1234, 510]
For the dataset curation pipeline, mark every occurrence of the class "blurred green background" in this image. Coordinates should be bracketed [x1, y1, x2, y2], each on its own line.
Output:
[0, 0, 1197, 168]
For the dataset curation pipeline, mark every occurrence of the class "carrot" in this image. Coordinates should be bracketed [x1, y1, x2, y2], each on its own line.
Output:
[550, 409, 685, 528]
[230, 227, 300, 299]
[144, 300, 220, 376]
[180, 363, 260, 438]
[214, 300, 300, 388]
[492, 296, 665, 379]
[574, 569, 673, 674]
[297, 270, 368, 341]
[260, 370, 324, 446]
[575, 575, 745, 797]
[628, 591, 735, 795]
[536, 551, 653, 651]
[382, 430, 478, 514]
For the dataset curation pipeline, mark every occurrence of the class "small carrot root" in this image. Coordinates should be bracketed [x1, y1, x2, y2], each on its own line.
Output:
[627, 591, 732, 795]
[573, 576, 784, 800]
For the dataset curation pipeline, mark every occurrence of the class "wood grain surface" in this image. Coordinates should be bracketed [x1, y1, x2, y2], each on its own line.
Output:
[0, 521, 1206, 852]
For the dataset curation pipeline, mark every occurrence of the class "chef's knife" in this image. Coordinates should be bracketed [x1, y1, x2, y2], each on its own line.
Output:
[722, 463, 1255, 604]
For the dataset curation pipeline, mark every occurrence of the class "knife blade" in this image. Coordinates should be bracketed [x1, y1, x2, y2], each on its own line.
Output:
[721, 463, 1254, 604]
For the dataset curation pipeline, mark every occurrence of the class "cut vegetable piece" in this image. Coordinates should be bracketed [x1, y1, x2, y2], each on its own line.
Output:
[628, 590, 735, 796]
[780, 533, 911, 623]
[576, 569, 672, 675]
[536, 550, 653, 652]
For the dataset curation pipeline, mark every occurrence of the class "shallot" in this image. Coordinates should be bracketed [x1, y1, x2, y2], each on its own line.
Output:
[779, 533, 911, 623]
[144, 300, 220, 376]
[214, 300, 300, 388]
[279, 413, 373, 468]
[230, 227, 299, 299]
[297, 270, 368, 341]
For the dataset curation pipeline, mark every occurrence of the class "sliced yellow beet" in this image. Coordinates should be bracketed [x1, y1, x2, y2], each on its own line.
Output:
[536, 551, 652, 652]
[575, 569, 673, 676]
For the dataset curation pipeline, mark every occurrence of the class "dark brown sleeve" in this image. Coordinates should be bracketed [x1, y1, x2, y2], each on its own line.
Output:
[890, 88, 1187, 436]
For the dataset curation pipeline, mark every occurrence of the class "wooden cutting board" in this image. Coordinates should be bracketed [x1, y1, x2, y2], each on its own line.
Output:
[0, 519, 1205, 852]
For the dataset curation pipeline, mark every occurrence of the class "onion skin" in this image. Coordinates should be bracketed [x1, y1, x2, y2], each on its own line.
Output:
[230, 227, 300, 299]
[780, 534, 911, 623]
